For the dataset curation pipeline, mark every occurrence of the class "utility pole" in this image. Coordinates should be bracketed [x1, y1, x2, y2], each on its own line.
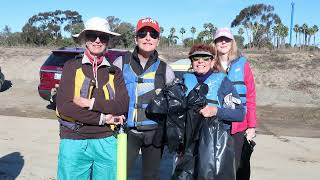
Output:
[289, 2, 295, 47]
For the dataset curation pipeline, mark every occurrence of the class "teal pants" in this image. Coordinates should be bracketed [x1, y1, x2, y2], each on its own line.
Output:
[57, 136, 117, 180]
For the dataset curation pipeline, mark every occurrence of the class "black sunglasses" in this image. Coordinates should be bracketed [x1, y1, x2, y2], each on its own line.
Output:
[136, 30, 159, 39]
[191, 56, 212, 61]
[86, 33, 109, 43]
[215, 36, 232, 43]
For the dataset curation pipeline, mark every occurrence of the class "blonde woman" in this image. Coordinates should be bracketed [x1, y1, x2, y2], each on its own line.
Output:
[213, 28, 257, 179]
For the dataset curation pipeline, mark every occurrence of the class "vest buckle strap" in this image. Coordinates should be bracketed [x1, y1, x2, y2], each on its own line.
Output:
[207, 99, 219, 105]
[232, 81, 245, 85]
[136, 77, 144, 83]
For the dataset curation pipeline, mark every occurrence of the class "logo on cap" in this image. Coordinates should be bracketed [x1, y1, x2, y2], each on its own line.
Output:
[136, 17, 160, 33]
[141, 18, 157, 25]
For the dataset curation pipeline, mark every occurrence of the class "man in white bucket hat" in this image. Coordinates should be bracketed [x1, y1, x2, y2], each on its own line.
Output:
[56, 17, 129, 180]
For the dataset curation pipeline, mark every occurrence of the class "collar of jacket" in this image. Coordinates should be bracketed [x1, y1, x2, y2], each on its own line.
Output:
[132, 46, 159, 65]
[81, 52, 111, 67]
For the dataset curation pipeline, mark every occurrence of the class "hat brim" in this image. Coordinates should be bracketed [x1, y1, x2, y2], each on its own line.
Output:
[189, 51, 214, 58]
[136, 25, 160, 33]
[72, 29, 121, 40]
[213, 33, 234, 41]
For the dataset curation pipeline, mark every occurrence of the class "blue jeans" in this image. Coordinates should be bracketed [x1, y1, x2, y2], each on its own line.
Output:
[57, 136, 117, 180]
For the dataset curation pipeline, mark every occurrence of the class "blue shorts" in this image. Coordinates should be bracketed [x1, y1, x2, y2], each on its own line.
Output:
[57, 136, 117, 180]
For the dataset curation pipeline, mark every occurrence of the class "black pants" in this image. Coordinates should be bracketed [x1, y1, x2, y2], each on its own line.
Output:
[127, 129, 162, 180]
[232, 131, 245, 170]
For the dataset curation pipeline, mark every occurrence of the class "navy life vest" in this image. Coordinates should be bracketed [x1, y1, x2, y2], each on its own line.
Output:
[183, 72, 226, 108]
[227, 57, 247, 109]
[122, 55, 162, 130]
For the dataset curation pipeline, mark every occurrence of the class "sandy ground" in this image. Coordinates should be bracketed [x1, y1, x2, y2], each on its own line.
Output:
[0, 47, 320, 179]
[0, 116, 319, 180]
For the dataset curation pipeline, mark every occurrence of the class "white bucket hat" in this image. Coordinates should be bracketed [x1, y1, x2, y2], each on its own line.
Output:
[72, 17, 120, 40]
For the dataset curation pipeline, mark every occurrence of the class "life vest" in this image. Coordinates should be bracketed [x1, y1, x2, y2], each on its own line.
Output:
[227, 57, 247, 109]
[183, 72, 225, 108]
[56, 60, 116, 127]
[122, 56, 161, 130]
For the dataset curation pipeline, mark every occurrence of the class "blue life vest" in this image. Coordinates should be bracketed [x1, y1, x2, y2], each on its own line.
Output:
[183, 72, 226, 108]
[227, 57, 247, 109]
[122, 58, 160, 130]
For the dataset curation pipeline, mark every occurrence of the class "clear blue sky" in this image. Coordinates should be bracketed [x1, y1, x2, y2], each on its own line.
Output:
[1, 0, 319, 44]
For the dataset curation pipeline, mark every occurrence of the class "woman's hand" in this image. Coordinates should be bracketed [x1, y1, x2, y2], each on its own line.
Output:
[73, 97, 92, 108]
[245, 128, 256, 141]
[199, 105, 218, 118]
[105, 115, 126, 125]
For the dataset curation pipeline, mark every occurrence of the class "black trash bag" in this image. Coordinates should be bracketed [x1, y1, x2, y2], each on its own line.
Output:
[184, 83, 208, 148]
[145, 88, 168, 122]
[186, 83, 208, 109]
[195, 117, 236, 180]
[166, 78, 187, 114]
[165, 78, 187, 152]
[145, 78, 187, 121]
[236, 137, 256, 180]
[166, 113, 186, 152]
[173, 83, 209, 180]
[145, 78, 187, 152]
[172, 146, 196, 180]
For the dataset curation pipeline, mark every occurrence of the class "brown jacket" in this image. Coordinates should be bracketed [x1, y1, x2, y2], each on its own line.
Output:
[56, 54, 129, 139]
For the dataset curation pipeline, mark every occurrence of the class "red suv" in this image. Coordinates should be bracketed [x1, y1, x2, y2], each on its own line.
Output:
[38, 47, 128, 103]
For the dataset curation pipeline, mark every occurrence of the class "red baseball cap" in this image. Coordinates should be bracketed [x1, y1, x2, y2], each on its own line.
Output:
[136, 17, 160, 33]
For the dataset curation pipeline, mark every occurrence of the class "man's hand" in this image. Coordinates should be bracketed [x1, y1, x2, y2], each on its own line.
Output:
[73, 97, 92, 108]
[105, 115, 126, 125]
[199, 105, 218, 118]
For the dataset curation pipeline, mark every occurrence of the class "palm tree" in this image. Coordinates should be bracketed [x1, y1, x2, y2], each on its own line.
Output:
[191, 26, 196, 45]
[168, 27, 178, 47]
[206, 23, 216, 40]
[180, 27, 186, 45]
[160, 27, 164, 36]
[302, 23, 308, 46]
[280, 24, 288, 48]
[293, 24, 299, 47]
[298, 26, 303, 48]
[307, 27, 314, 46]
[312, 25, 318, 47]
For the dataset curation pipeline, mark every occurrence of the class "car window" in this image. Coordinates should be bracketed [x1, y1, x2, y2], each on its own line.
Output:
[43, 52, 79, 66]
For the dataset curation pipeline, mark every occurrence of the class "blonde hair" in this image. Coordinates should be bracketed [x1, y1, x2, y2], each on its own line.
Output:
[228, 39, 240, 62]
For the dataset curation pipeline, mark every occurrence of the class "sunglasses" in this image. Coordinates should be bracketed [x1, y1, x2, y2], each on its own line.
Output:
[191, 56, 212, 61]
[215, 36, 232, 43]
[86, 33, 109, 43]
[136, 30, 159, 39]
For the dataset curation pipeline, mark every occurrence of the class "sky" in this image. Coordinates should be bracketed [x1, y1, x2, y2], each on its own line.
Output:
[1, 0, 319, 45]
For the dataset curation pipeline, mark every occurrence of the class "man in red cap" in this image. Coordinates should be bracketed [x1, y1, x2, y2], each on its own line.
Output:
[113, 17, 175, 180]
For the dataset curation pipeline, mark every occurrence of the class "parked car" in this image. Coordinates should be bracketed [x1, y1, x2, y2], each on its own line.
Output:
[38, 46, 190, 105]
[38, 47, 128, 103]
[0, 66, 4, 91]
[168, 58, 191, 79]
